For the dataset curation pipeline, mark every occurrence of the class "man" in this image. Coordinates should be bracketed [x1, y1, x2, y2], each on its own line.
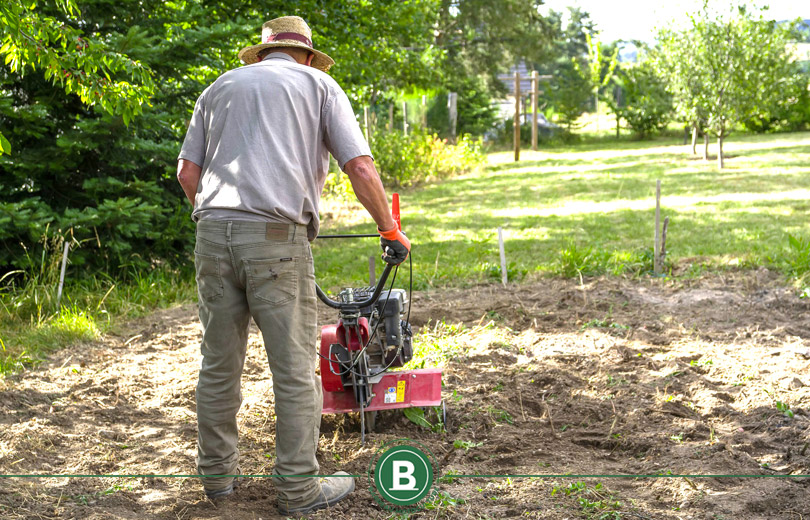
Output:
[176, 15, 410, 515]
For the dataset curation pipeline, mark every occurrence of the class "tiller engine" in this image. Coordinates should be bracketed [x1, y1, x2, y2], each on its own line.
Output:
[315, 195, 443, 442]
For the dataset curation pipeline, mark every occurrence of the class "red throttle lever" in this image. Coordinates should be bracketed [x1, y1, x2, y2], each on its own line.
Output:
[379, 193, 410, 265]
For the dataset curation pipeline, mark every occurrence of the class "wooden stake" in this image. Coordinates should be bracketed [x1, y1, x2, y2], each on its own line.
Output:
[514, 71, 520, 162]
[654, 180, 661, 275]
[498, 227, 507, 286]
[531, 71, 538, 151]
[56, 240, 70, 308]
[402, 101, 408, 135]
[448, 92, 458, 144]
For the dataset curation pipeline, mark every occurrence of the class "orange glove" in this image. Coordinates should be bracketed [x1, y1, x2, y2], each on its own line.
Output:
[378, 226, 410, 265]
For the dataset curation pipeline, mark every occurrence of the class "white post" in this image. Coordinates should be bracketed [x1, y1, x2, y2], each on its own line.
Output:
[56, 240, 70, 308]
[402, 101, 408, 135]
[498, 227, 507, 286]
[654, 180, 661, 275]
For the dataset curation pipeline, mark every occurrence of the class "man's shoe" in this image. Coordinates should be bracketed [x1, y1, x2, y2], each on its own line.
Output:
[204, 472, 241, 500]
[277, 471, 355, 514]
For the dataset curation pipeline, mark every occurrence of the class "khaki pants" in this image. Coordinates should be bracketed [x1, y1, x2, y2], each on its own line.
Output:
[193, 220, 322, 506]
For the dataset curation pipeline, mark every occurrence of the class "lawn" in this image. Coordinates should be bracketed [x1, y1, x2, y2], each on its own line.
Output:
[313, 131, 810, 291]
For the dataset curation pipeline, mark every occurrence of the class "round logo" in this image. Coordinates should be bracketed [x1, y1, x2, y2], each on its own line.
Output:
[368, 438, 439, 512]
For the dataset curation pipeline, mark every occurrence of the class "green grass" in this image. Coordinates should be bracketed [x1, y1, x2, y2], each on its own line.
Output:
[312, 130, 810, 292]
[4, 130, 810, 375]
[0, 253, 195, 375]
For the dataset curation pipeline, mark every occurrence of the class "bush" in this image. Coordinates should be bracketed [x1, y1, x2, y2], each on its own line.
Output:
[370, 129, 485, 187]
[611, 61, 673, 138]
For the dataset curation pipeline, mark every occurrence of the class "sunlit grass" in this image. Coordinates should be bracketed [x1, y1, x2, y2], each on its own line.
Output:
[0, 241, 195, 376]
[313, 130, 810, 292]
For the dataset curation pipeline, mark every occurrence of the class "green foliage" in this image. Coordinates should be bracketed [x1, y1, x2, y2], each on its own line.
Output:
[402, 406, 444, 433]
[371, 129, 484, 187]
[0, 0, 155, 152]
[435, 0, 553, 92]
[656, 2, 800, 166]
[0, 0, 444, 278]
[775, 400, 795, 419]
[548, 60, 592, 132]
[557, 241, 654, 278]
[426, 76, 500, 138]
[610, 61, 673, 137]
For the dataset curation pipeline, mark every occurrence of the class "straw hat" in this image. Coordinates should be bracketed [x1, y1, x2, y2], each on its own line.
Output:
[238, 16, 334, 72]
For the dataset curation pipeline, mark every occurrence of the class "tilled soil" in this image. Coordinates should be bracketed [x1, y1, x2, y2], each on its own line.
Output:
[1, 268, 810, 519]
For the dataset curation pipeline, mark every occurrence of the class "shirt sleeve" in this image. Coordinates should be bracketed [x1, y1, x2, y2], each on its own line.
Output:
[177, 93, 206, 167]
[322, 85, 373, 170]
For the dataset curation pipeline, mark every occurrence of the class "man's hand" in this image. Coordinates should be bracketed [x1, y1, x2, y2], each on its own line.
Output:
[379, 226, 410, 265]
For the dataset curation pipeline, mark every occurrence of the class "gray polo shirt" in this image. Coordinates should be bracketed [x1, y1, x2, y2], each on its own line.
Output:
[178, 52, 371, 240]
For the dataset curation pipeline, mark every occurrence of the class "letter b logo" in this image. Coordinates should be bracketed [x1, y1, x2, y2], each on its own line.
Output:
[373, 444, 433, 506]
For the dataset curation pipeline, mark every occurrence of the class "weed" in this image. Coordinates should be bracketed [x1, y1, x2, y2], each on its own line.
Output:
[552, 481, 623, 519]
[403, 406, 445, 433]
[775, 401, 795, 419]
[453, 439, 484, 451]
[486, 406, 514, 425]
[424, 490, 466, 511]
[438, 470, 461, 484]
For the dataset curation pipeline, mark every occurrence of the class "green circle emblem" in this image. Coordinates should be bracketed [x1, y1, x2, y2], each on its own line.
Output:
[368, 438, 439, 512]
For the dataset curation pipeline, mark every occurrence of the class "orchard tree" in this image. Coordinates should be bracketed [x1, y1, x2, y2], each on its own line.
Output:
[657, 1, 799, 168]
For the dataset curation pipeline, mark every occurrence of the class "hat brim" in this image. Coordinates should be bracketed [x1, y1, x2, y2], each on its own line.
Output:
[238, 42, 334, 72]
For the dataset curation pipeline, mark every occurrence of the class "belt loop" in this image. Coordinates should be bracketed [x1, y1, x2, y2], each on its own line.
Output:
[226, 221, 232, 240]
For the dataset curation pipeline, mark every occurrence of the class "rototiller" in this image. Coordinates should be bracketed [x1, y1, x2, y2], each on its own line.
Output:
[315, 195, 443, 443]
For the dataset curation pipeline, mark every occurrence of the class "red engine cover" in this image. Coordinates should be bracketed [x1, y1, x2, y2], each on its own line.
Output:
[320, 325, 343, 392]
[320, 318, 371, 393]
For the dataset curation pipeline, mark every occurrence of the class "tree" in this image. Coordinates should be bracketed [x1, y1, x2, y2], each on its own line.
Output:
[0, 0, 154, 155]
[575, 30, 618, 131]
[0, 0, 442, 275]
[657, 1, 800, 168]
[434, 0, 554, 93]
[610, 60, 672, 138]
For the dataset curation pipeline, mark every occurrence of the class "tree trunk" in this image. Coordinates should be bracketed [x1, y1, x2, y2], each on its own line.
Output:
[717, 135, 724, 169]
[615, 115, 620, 138]
[703, 132, 709, 161]
[691, 126, 698, 155]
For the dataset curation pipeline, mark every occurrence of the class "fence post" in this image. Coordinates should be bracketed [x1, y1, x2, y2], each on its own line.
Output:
[56, 240, 70, 308]
[448, 92, 458, 144]
[402, 101, 408, 135]
[514, 71, 520, 162]
[654, 180, 661, 275]
[531, 71, 538, 151]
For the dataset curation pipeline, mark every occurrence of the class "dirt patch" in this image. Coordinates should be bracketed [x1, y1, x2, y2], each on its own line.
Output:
[2, 268, 810, 519]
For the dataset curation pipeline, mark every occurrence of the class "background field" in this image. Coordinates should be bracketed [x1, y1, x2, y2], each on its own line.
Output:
[315, 131, 810, 291]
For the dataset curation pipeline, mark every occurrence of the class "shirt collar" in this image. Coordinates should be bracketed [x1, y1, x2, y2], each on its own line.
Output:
[263, 52, 297, 64]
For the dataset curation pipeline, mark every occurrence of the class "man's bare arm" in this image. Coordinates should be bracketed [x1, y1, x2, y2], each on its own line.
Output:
[177, 159, 202, 206]
[343, 155, 397, 232]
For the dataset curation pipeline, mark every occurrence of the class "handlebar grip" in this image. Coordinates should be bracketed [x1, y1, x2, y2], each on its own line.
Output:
[315, 263, 394, 310]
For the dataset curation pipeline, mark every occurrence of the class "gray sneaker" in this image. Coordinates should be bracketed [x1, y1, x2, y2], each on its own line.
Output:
[204, 471, 241, 500]
[277, 471, 355, 515]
